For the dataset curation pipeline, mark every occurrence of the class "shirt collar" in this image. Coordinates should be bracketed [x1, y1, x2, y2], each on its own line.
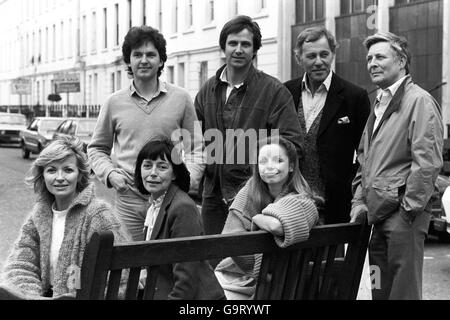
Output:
[376, 75, 408, 101]
[301, 71, 333, 93]
[219, 66, 245, 89]
[149, 191, 167, 207]
[129, 80, 168, 99]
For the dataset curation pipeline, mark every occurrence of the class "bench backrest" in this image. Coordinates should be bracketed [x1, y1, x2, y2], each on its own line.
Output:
[76, 216, 371, 300]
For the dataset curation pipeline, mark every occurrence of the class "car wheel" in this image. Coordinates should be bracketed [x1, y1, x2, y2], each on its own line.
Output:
[21, 144, 30, 159]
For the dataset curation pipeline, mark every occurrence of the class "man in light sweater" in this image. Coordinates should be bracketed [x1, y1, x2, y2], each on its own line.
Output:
[88, 26, 205, 241]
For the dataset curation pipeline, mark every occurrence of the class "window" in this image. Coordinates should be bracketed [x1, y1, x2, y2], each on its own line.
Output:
[178, 63, 185, 87]
[173, 0, 178, 33]
[186, 0, 193, 29]
[207, 0, 215, 23]
[111, 72, 116, 93]
[142, 0, 147, 25]
[82, 15, 87, 54]
[103, 8, 108, 49]
[45, 27, 49, 62]
[296, 0, 325, 24]
[199, 61, 208, 87]
[158, 0, 163, 31]
[52, 24, 56, 61]
[340, 0, 378, 15]
[68, 19, 73, 58]
[91, 11, 97, 53]
[115, 4, 119, 46]
[128, 0, 132, 29]
[395, 0, 421, 5]
[60, 21, 64, 58]
[167, 66, 174, 84]
[116, 70, 122, 90]
[256, 0, 267, 12]
[233, 0, 239, 15]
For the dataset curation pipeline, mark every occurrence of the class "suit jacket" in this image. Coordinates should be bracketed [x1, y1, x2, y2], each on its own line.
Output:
[284, 73, 370, 224]
[148, 184, 225, 300]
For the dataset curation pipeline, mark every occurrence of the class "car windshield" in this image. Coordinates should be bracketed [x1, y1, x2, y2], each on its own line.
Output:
[0, 114, 26, 125]
[77, 120, 96, 135]
[40, 119, 63, 131]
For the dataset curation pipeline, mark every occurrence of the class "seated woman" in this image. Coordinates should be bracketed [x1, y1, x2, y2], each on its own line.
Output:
[0, 136, 131, 299]
[215, 135, 321, 300]
[134, 138, 224, 300]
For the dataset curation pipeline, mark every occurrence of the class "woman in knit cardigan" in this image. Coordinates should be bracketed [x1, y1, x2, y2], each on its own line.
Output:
[0, 136, 131, 299]
[214, 136, 322, 300]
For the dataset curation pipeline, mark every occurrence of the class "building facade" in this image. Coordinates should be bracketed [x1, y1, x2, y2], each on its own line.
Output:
[0, 0, 280, 107]
[0, 0, 449, 134]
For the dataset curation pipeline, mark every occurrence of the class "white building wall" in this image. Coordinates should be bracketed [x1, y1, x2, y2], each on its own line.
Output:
[0, 0, 281, 105]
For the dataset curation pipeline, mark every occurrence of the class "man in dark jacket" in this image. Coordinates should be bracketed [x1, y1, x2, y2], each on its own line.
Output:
[284, 26, 370, 225]
[195, 15, 302, 235]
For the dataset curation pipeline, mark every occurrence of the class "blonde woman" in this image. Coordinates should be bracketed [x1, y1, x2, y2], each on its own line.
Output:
[0, 136, 130, 299]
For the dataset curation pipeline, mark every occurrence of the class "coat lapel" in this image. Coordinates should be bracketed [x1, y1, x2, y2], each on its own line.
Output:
[318, 74, 344, 138]
[371, 76, 409, 141]
[150, 184, 178, 240]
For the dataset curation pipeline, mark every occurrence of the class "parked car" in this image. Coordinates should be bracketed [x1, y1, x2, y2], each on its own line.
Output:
[430, 174, 450, 241]
[429, 174, 450, 242]
[0, 112, 27, 146]
[52, 117, 97, 151]
[19, 117, 65, 159]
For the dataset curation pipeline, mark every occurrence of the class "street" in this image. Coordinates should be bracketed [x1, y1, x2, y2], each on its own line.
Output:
[0, 145, 449, 300]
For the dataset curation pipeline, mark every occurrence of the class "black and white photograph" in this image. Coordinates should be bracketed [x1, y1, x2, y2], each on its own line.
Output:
[0, 0, 449, 307]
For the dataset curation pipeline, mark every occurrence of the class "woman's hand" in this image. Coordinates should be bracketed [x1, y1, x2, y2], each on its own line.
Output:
[252, 214, 284, 237]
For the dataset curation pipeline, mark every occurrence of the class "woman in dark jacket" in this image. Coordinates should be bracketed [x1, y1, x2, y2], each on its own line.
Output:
[134, 138, 225, 300]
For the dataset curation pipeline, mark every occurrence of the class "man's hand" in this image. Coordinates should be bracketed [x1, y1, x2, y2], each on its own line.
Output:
[108, 171, 132, 192]
[350, 204, 368, 223]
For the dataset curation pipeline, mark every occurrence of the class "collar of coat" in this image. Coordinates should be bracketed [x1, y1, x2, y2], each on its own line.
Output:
[213, 63, 257, 92]
[37, 183, 96, 214]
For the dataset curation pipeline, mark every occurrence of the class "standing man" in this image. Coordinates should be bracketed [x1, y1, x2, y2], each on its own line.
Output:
[285, 26, 370, 225]
[351, 32, 443, 300]
[88, 26, 205, 241]
[195, 16, 302, 235]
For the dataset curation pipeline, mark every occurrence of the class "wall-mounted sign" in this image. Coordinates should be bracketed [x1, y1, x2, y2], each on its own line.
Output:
[11, 78, 32, 95]
[54, 72, 81, 93]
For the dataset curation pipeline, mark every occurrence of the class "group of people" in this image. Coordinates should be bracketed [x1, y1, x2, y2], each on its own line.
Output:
[0, 15, 443, 301]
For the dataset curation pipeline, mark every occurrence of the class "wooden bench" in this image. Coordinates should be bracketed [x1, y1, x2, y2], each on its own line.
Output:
[76, 215, 371, 300]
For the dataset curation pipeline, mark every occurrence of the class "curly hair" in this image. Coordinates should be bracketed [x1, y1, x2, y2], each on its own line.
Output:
[219, 15, 262, 57]
[122, 25, 167, 78]
[134, 137, 191, 195]
[25, 135, 91, 201]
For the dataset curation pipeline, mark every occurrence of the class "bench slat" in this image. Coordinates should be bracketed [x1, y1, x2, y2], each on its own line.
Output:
[77, 216, 371, 300]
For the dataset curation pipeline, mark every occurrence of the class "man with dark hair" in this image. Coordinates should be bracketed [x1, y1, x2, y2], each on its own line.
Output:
[351, 32, 443, 299]
[284, 26, 370, 225]
[88, 26, 205, 241]
[195, 15, 302, 235]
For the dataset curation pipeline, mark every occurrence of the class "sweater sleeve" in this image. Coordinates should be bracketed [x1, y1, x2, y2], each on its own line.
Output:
[261, 194, 319, 248]
[85, 205, 133, 300]
[181, 94, 206, 194]
[87, 96, 116, 187]
[1, 216, 43, 297]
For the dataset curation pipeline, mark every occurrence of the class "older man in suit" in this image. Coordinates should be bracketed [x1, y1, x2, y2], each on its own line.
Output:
[285, 26, 370, 225]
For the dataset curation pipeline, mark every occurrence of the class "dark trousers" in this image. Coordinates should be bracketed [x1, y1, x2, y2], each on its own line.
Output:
[201, 195, 229, 235]
[369, 209, 430, 300]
